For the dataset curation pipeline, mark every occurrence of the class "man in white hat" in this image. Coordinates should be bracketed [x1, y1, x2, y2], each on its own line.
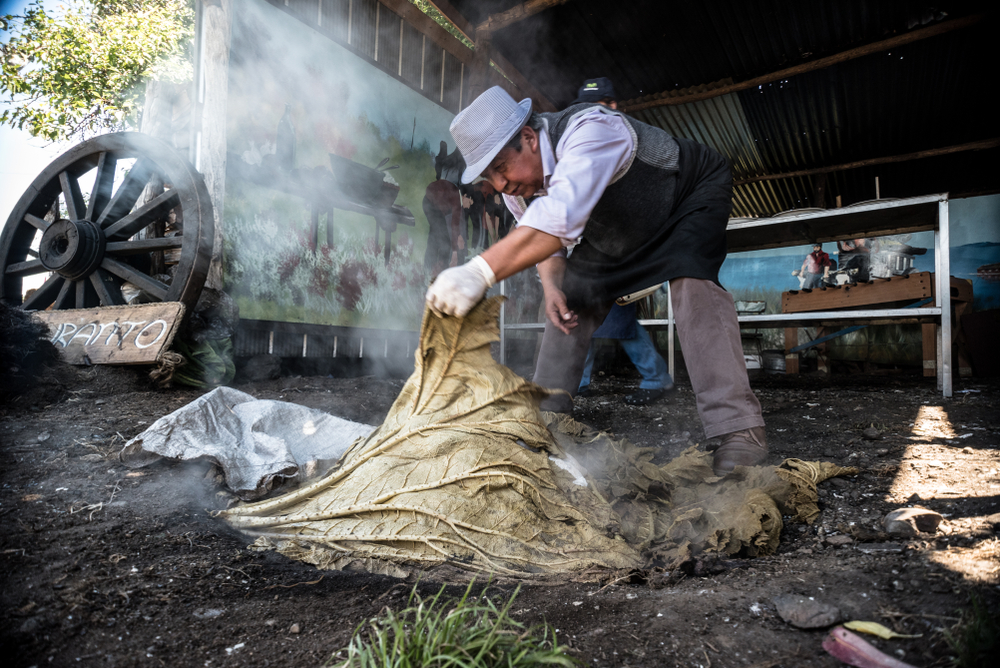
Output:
[426, 86, 766, 475]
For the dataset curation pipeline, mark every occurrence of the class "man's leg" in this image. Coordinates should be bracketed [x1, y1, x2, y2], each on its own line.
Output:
[671, 278, 767, 473]
[577, 342, 598, 392]
[620, 324, 672, 390]
[533, 303, 612, 412]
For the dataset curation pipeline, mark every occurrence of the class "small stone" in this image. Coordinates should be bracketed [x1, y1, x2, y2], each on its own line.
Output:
[19, 616, 43, 634]
[79, 454, 104, 462]
[882, 507, 943, 536]
[772, 594, 842, 628]
[862, 427, 881, 440]
[37, 432, 50, 443]
[192, 608, 224, 620]
[825, 535, 853, 546]
[289, 623, 301, 634]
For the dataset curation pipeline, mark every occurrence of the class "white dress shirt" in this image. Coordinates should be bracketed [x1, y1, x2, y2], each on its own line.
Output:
[502, 108, 635, 257]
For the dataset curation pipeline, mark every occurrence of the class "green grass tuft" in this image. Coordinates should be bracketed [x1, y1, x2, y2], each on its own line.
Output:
[328, 581, 580, 668]
[944, 592, 1000, 668]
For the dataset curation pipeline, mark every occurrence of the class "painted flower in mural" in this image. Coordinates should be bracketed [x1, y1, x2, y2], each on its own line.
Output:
[337, 260, 378, 312]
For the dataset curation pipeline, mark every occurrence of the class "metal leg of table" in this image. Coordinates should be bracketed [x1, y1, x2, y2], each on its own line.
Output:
[935, 199, 952, 398]
[499, 279, 507, 366]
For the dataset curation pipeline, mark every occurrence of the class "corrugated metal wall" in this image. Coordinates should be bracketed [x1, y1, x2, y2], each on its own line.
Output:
[270, 0, 474, 114]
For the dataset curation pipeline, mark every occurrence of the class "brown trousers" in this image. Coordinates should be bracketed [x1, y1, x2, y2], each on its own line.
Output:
[533, 277, 764, 439]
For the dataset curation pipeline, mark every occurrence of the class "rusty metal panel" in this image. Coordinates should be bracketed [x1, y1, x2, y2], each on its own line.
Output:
[351, 0, 378, 59]
[285, 0, 318, 24]
[442, 50, 463, 112]
[320, 0, 349, 43]
[269, 0, 470, 117]
[424, 45, 443, 102]
[233, 327, 271, 357]
[400, 21, 424, 87]
[376, 3, 401, 71]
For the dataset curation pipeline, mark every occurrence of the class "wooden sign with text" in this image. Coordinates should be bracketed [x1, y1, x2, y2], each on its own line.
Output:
[34, 302, 186, 365]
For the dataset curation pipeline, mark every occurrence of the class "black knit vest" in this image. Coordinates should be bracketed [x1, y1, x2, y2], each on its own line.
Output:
[534, 103, 680, 258]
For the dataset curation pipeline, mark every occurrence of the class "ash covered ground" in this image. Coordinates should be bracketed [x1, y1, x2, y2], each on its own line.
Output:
[1, 358, 998, 667]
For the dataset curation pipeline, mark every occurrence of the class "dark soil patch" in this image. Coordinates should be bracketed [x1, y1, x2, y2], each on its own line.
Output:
[2, 361, 998, 667]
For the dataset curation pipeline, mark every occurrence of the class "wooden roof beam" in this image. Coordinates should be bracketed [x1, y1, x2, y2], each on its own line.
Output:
[475, 0, 571, 34]
[623, 13, 985, 111]
[733, 137, 1000, 186]
[425, 0, 557, 111]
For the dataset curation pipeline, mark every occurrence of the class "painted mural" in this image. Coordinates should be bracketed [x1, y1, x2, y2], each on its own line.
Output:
[708, 194, 1000, 365]
[223, 0, 492, 330]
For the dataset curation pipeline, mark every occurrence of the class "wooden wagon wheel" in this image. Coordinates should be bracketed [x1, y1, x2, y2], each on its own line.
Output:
[1, 132, 213, 311]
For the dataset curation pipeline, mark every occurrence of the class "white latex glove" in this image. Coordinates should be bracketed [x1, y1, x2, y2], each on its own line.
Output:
[425, 255, 496, 317]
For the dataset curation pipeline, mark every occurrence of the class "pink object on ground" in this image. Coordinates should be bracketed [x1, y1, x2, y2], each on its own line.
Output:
[822, 626, 919, 668]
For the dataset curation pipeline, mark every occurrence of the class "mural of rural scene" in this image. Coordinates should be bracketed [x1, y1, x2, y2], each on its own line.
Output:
[222, 0, 510, 330]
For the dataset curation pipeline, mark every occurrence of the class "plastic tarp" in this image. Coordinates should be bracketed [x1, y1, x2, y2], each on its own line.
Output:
[120, 387, 374, 500]
[221, 299, 856, 581]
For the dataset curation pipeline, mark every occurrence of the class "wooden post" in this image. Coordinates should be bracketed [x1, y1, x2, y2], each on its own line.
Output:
[468, 27, 493, 103]
[921, 323, 937, 377]
[198, 0, 233, 290]
[812, 172, 827, 209]
[784, 327, 799, 374]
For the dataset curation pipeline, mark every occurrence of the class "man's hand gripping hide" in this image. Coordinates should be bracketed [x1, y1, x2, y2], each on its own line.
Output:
[425, 255, 496, 317]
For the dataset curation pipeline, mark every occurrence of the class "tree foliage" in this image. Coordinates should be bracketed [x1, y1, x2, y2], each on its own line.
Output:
[0, 0, 194, 142]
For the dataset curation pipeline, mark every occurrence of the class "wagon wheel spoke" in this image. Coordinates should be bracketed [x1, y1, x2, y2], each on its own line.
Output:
[75, 279, 89, 308]
[24, 213, 50, 232]
[105, 236, 184, 255]
[96, 157, 154, 228]
[21, 273, 63, 311]
[4, 258, 47, 277]
[54, 278, 75, 310]
[104, 189, 180, 240]
[100, 256, 168, 300]
[89, 268, 125, 306]
[59, 171, 87, 221]
[85, 152, 116, 222]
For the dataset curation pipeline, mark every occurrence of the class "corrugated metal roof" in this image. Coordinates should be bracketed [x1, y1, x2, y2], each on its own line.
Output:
[438, 0, 998, 215]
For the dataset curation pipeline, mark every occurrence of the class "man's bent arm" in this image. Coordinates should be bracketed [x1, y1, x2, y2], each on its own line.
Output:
[479, 226, 564, 282]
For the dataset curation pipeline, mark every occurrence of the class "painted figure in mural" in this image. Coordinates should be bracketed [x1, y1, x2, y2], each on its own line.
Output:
[275, 103, 296, 172]
[425, 85, 766, 476]
[460, 180, 515, 253]
[569, 78, 673, 407]
[422, 143, 468, 273]
[837, 238, 872, 283]
[793, 242, 832, 289]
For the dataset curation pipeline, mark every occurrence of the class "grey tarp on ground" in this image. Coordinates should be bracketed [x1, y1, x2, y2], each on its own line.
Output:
[119, 387, 374, 500]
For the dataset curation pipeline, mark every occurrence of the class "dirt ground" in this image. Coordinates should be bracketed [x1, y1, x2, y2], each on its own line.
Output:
[2, 356, 998, 668]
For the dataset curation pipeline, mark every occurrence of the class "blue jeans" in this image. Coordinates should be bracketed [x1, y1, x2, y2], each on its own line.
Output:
[578, 324, 672, 391]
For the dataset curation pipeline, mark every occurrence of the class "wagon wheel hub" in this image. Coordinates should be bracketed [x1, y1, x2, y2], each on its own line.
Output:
[39, 219, 107, 281]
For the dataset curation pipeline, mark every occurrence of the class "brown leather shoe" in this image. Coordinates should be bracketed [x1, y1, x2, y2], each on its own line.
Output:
[712, 426, 768, 476]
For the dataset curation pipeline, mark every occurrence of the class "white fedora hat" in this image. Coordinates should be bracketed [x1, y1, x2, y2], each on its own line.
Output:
[450, 86, 532, 184]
